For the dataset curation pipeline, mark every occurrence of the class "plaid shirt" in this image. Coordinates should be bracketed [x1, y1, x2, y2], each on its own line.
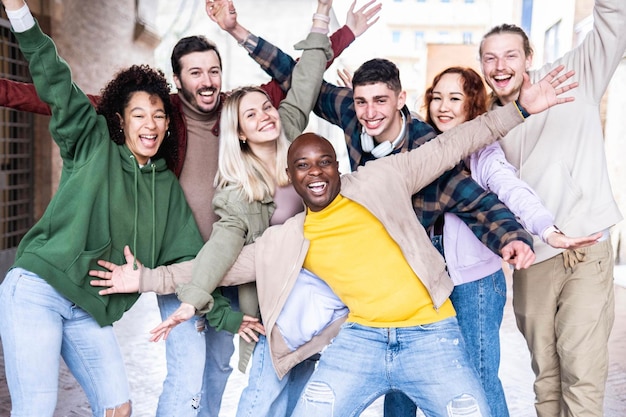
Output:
[250, 38, 532, 254]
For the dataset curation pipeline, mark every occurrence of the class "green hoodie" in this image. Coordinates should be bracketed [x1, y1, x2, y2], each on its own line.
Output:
[12, 22, 204, 326]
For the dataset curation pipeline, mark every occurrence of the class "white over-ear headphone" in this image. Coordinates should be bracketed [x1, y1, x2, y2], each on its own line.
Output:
[360, 111, 407, 158]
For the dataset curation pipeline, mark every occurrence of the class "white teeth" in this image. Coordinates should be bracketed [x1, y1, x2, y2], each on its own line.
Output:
[494, 75, 511, 81]
[199, 91, 214, 97]
[308, 182, 326, 192]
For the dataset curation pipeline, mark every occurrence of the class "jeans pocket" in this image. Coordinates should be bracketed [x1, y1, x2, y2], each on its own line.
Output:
[490, 270, 507, 298]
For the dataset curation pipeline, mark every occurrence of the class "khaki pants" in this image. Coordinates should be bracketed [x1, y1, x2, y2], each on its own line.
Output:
[513, 239, 615, 417]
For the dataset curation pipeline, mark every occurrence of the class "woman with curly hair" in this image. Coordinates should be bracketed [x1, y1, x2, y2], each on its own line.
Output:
[0, 1, 206, 416]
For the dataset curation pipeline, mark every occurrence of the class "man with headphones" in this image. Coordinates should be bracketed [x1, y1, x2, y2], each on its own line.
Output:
[311, 58, 532, 264]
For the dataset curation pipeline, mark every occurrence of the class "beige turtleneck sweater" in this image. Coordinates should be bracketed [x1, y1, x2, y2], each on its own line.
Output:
[177, 93, 221, 242]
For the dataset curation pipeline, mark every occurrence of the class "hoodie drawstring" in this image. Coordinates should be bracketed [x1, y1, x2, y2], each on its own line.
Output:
[131, 155, 139, 270]
[151, 163, 156, 267]
[130, 156, 157, 269]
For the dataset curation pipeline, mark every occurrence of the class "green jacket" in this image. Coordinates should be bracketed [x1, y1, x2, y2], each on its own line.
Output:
[12, 22, 204, 326]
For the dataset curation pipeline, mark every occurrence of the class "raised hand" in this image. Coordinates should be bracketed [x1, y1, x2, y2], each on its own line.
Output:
[89, 245, 141, 295]
[518, 64, 578, 114]
[346, 0, 382, 38]
[206, 0, 237, 32]
[337, 68, 353, 89]
[546, 231, 602, 250]
[238, 315, 266, 343]
[150, 302, 197, 342]
[501, 241, 536, 270]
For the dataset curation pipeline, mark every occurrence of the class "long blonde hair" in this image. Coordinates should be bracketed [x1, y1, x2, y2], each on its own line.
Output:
[215, 86, 291, 202]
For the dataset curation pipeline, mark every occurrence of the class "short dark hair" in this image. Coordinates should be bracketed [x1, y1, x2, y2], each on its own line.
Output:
[98, 64, 179, 169]
[352, 58, 402, 93]
[480, 24, 533, 58]
[170, 35, 222, 77]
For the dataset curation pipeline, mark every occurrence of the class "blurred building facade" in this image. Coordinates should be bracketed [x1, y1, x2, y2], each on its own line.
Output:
[0, 0, 625, 277]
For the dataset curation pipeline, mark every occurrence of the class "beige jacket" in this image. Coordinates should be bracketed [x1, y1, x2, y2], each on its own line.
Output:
[221, 103, 525, 378]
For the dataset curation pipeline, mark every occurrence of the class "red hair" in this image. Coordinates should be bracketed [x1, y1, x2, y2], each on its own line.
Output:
[423, 67, 488, 132]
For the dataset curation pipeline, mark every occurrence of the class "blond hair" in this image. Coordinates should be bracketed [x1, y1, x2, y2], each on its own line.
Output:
[215, 86, 291, 202]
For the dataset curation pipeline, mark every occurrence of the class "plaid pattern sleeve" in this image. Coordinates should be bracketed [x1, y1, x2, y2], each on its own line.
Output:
[251, 29, 355, 107]
[314, 81, 367, 169]
[403, 116, 534, 254]
[251, 37, 297, 106]
[413, 164, 534, 254]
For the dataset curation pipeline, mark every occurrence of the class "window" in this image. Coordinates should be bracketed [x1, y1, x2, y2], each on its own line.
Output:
[414, 31, 425, 48]
[392, 31, 402, 44]
[464, 0, 475, 3]
[544, 20, 561, 63]
[441, 0, 451, 3]
[463, 31, 473, 44]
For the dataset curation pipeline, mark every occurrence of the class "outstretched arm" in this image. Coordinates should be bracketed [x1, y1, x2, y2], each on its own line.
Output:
[207, 0, 381, 102]
[414, 166, 535, 258]
[0, 78, 101, 115]
[277, 0, 334, 140]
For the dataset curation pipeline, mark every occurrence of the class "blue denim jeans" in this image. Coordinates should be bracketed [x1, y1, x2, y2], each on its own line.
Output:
[0, 268, 130, 417]
[449, 270, 508, 417]
[156, 288, 238, 417]
[156, 293, 206, 416]
[236, 334, 316, 417]
[291, 318, 490, 417]
[385, 238, 509, 417]
[198, 285, 238, 417]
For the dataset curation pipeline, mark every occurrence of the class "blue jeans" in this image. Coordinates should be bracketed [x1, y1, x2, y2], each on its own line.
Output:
[236, 335, 316, 417]
[0, 268, 130, 417]
[198, 285, 238, 417]
[156, 288, 238, 417]
[450, 270, 508, 417]
[385, 238, 509, 417]
[292, 318, 490, 417]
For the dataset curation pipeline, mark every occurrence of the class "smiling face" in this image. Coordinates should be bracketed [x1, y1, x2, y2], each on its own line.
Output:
[353, 82, 406, 143]
[287, 133, 341, 212]
[238, 91, 282, 151]
[121, 91, 169, 165]
[429, 72, 468, 133]
[480, 32, 532, 104]
[174, 50, 222, 113]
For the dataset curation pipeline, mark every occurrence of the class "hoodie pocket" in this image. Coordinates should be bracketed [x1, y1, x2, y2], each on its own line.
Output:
[64, 239, 113, 285]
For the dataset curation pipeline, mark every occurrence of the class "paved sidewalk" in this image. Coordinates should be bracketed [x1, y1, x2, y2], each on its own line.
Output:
[1, 276, 625, 416]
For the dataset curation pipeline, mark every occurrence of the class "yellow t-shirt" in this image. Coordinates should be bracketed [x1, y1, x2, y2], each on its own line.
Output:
[303, 195, 455, 328]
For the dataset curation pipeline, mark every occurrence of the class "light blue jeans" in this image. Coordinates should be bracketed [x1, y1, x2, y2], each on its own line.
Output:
[0, 268, 130, 417]
[156, 288, 237, 417]
[292, 319, 490, 417]
[236, 334, 316, 417]
[197, 285, 238, 417]
[385, 238, 509, 417]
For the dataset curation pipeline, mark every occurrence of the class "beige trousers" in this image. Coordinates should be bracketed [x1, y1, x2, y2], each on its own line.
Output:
[513, 239, 615, 417]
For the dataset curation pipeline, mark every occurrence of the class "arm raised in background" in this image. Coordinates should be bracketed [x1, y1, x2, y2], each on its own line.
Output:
[0, 78, 100, 115]
[206, 0, 381, 104]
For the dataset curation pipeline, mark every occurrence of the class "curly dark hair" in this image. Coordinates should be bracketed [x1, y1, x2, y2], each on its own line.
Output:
[97, 64, 178, 168]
